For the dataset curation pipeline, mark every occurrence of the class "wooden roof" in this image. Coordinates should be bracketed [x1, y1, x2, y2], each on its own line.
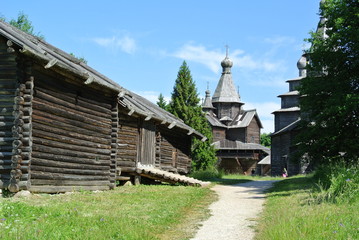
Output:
[0, 20, 205, 140]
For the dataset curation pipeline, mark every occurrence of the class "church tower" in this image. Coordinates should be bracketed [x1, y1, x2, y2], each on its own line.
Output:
[212, 51, 244, 122]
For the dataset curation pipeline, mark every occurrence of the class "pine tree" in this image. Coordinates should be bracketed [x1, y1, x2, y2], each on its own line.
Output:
[156, 93, 168, 111]
[169, 61, 217, 170]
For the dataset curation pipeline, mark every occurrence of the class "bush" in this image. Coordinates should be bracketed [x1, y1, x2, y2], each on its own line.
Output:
[190, 168, 224, 181]
[312, 160, 359, 203]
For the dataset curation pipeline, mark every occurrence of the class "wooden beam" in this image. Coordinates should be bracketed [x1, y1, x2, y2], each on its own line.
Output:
[168, 121, 176, 129]
[44, 58, 58, 69]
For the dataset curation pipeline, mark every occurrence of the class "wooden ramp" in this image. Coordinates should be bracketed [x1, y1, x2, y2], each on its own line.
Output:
[136, 167, 211, 187]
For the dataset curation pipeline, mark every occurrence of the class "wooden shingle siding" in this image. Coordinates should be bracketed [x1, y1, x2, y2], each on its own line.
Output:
[29, 66, 113, 192]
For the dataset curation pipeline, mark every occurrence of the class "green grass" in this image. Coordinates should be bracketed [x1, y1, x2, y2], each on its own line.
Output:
[255, 175, 359, 240]
[0, 185, 215, 240]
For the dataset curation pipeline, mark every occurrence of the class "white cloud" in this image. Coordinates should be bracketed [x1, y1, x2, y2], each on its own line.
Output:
[93, 35, 137, 54]
[172, 43, 281, 74]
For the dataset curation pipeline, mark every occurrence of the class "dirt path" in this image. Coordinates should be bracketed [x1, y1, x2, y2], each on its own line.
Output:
[191, 180, 277, 240]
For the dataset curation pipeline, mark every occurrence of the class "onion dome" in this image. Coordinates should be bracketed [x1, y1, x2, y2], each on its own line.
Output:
[297, 54, 307, 77]
[221, 56, 233, 73]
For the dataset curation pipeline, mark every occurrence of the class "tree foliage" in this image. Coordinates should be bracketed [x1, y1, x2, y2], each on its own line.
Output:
[260, 133, 271, 148]
[8, 12, 44, 39]
[156, 93, 168, 111]
[169, 61, 217, 171]
[298, 0, 359, 165]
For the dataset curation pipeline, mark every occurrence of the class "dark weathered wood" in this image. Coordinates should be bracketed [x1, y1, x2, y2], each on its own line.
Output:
[32, 114, 110, 140]
[116, 160, 136, 167]
[32, 128, 110, 150]
[32, 145, 110, 161]
[32, 137, 111, 155]
[31, 164, 109, 176]
[31, 158, 110, 171]
[35, 88, 111, 119]
[32, 100, 111, 130]
[31, 171, 109, 181]
[120, 167, 136, 173]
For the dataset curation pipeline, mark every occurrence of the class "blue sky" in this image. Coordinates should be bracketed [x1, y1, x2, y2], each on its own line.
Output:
[2, 0, 321, 133]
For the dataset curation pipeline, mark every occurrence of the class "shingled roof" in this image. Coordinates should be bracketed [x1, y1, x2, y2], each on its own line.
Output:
[0, 20, 205, 140]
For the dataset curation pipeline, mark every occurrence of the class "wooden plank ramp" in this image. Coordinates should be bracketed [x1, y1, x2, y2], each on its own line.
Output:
[136, 167, 211, 187]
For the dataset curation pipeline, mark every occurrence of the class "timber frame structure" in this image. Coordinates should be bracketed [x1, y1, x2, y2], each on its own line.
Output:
[0, 20, 206, 193]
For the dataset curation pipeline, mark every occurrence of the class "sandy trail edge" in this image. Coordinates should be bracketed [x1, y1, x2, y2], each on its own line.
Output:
[191, 180, 277, 240]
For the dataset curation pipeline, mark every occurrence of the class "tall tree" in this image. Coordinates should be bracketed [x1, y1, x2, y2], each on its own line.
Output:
[260, 133, 271, 148]
[156, 93, 168, 110]
[8, 12, 44, 39]
[169, 61, 217, 170]
[298, 0, 359, 165]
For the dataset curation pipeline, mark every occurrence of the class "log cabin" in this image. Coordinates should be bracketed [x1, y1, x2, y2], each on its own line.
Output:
[0, 20, 206, 193]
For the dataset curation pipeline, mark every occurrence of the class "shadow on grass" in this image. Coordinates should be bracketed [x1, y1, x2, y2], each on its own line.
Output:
[264, 175, 314, 198]
[207, 177, 252, 186]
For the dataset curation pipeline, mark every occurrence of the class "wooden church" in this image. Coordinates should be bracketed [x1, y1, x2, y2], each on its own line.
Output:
[0, 20, 208, 193]
[202, 52, 269, 174]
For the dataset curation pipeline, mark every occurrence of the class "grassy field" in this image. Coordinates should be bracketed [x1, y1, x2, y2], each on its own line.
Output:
[255, 175, 359, 240]
[0, 185, 215, 240]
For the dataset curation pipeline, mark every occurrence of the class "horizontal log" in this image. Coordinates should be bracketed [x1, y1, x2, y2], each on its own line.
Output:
[32, 110, 111, 137]
[120, 167, 136, 173]
[31, 179, 110, 186]
[116, 176, 131, 181]
[35, 88, 111, 120]
[32, 114, 109, 140]
[31, 158, 110, 171]
[116, 160, 136, 167]
[30, 165, 111, 177]
[33, 80, 112, 113]
[32, 121, 110, 145]
[32, 136, 111, 156]
[32, 128, 111, 150]
[31, 151, 110, 165]
[29, 185, 110, 193]
[32, 100, 111, 130]
[31, 171, 110, 181]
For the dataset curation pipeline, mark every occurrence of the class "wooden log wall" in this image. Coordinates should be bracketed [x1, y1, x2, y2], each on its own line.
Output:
[157, 126, 192, 174]
[0, 38, 17, 190]
[29, 64, 114, 192]
[117, 110, 139, 172]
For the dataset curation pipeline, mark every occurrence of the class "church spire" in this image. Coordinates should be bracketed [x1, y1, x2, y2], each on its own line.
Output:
[212, 49, 241, 104]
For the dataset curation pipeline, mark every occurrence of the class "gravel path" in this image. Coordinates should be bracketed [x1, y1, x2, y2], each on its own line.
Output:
[191, 180, 276, 240]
